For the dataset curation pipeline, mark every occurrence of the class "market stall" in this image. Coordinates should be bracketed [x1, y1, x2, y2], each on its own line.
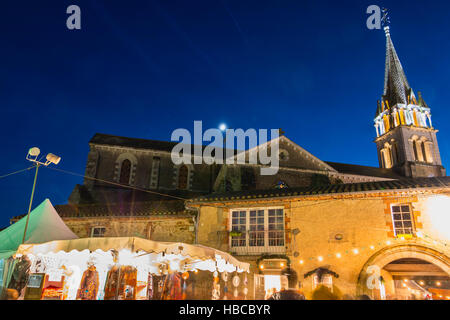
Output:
[0, 199, 78, 299]
[12, 237, 250, 300]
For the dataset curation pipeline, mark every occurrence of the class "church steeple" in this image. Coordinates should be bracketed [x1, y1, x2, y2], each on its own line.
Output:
[382, 26, 415, 109]
[374, 26, 433, 137]
[373, 25, 445, 178]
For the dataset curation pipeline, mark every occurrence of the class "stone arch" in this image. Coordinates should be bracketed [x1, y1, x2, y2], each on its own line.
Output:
[114, 152, 138, 185]
[356, 244, 450, 297]
[173, 163, 194, 190]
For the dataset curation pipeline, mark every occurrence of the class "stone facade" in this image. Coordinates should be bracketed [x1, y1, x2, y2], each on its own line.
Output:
[62, 216, 195, 243]
[375, 126, 445, 177]
[190, 182, 450, 299]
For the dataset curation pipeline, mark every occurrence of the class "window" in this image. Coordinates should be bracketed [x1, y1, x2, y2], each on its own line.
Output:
[231, 211, 246, 247]
[413, 140, 419, 161]
[230, 208, 285, 254]
[268, 209, 284, 246]
[119, 159, 131, 185]
[178, 165, 188, 190]
[149, 157, 160, 189]
[421, 141, 427, 163]
[313, 275, 333, 291]
[392, 143, 399, 165]
[249, 210, 265, 246]
[91, 227, 106, 238]
[391, 205, 414, 236]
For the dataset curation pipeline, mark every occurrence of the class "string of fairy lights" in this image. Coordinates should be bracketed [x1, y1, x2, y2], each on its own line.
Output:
[253, 230, 449, 270]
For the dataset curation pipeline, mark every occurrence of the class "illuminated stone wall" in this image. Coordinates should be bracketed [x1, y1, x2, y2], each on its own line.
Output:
[62, 216, 195, 243]
[195, 190, 450, 299]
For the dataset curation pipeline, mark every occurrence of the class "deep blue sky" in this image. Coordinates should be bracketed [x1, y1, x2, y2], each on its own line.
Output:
[1, 0, 449, 228]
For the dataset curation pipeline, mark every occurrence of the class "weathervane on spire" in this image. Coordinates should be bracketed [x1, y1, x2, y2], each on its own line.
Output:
[381, 8, 390, 27]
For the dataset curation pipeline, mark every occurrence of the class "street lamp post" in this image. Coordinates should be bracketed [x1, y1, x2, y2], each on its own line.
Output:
[21, 147, 61, 244]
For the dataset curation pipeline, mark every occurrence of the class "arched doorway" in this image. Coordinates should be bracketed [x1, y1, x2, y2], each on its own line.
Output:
[357, 244, 450, 300]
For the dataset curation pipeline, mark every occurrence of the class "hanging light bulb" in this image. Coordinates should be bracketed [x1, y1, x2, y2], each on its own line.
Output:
[318, 256, 323, 262]
[336, 253, 342, 258]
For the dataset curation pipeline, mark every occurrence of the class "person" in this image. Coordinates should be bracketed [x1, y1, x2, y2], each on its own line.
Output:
[267, 267, 306, 300]
[311, 285, 340, 300]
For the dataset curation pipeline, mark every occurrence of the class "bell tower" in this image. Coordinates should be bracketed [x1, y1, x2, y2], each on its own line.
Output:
[373, 26, 445, 177]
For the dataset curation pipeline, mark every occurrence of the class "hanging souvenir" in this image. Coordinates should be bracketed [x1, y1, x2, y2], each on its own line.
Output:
[212, 283, 220, 300]
[232, 275, 240, 287]
[243, 274, 248, 299]
[9, 256, 31, 298]
[221, 272, 228, 282]
[158, 279, 164, 293]
[222, 272, 228, 300]
[147, 273, 153, 300]
[234, 289, 239, 298]
[76, 264, 99, 300]
[62, 265, 81, 300]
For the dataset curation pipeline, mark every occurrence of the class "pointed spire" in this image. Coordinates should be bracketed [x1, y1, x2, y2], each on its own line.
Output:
[417, 91, 429, 108]
[382, 26, 412, 108]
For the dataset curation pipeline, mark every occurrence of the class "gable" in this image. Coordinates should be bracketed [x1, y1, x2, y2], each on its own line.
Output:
[241, 135, 337, 172]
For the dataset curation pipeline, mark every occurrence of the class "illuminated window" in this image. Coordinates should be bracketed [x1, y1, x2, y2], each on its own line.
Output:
[391, 205, 414, 236]
[119, 159, 131, 185]
[313, 275, 333, 290]
[230, 208, 285, 252]
[249, 210, 265, 246]
[178, 165, 188, 190]
[91, 227, 106, 238]
[231, 211, 246, 247]
[268, 209, 284, 246]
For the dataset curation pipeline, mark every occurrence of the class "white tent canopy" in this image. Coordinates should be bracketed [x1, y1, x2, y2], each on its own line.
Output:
[16, 237, 250, 273]
[0, 199, 78, 260]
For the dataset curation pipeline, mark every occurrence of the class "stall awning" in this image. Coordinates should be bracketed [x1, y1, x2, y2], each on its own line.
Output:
[16, 237, 250, 273]
[0, 199, 78, 260]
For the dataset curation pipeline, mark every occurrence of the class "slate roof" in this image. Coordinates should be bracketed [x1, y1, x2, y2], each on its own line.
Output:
[71, 184, 206, 204]
[12, 200, 193, 220]
[325, 161, 404, 179]
[90, 133, 179, 153]
[381, 26, 412, 111]
[90, 133, 238, 156]
[190, 176, 450, 203]
[57, 200, 193, 218]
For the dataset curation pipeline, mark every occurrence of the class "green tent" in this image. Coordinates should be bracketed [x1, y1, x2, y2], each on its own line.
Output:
[0, 199, 78, 292]
[0, 199, 78, 259]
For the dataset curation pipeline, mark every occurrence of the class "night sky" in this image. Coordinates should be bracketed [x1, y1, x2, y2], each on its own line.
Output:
[1, 0, 449, 228]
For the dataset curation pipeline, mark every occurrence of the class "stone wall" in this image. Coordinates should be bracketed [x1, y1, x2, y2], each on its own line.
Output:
[196, 191, 450, 299]
[62, 216, 195, 243]
[84, 144, 218, 194]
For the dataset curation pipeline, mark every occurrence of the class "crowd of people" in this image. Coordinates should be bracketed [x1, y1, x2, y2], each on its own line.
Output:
[267, 267, 372, 300]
